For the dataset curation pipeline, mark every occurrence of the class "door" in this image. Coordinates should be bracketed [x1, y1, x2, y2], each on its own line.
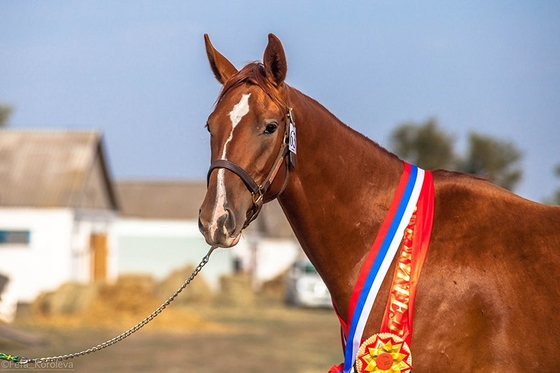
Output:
[90, 233, 108, 281]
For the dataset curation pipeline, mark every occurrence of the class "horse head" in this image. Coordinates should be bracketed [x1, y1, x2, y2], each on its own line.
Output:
[198, 34, 293, 248]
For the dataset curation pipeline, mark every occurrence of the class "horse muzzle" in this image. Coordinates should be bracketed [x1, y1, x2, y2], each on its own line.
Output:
[198, 207, 243, 248]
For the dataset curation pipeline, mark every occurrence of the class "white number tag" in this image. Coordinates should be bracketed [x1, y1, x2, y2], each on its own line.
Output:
[289, 122, 297, 154]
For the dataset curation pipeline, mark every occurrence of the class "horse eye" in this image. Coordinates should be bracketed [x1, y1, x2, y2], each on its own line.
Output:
[264, 122, 278, 135]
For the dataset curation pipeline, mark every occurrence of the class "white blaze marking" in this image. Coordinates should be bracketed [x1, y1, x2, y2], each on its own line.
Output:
[221, 93, 251, 158]
[210, 93, 251, 239]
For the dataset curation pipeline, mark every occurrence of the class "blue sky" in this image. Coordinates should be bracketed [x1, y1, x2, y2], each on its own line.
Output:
[1, 1, 559, 202]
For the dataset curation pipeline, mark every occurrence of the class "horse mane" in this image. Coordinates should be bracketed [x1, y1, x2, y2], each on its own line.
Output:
[217, 62, 287, 112]
[432, 168, 489, 182]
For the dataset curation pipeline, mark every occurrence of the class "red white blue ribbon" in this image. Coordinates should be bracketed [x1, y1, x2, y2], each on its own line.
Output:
[341, 163, 426, 373]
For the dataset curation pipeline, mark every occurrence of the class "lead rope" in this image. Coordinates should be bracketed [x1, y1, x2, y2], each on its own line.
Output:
[0, 246, 217, 365]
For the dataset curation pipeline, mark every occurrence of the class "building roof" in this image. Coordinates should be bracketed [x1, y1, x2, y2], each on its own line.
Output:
[116, 180, 295, 238]
[116, 180, 206, 220]
[0, 129, 118, 210]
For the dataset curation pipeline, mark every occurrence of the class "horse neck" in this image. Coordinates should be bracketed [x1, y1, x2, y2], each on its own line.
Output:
[278, 87, 404, 317]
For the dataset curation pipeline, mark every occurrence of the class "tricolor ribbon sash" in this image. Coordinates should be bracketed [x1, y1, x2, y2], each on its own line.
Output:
[336, 163, 434, 373]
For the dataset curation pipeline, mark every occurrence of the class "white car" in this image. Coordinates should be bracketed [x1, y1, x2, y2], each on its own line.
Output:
[285, 259, 332, 308]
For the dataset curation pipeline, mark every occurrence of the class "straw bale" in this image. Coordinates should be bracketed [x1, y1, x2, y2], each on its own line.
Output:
[217, 274, 255, 307]
[29, 274, 221, 331]
[156, 264, 214, 307]
[260, 269, 288, 296]
[33, 282, 98, 316]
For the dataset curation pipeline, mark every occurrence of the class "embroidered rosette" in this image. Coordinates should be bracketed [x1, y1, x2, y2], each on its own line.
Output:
[355, 333, 412, 373]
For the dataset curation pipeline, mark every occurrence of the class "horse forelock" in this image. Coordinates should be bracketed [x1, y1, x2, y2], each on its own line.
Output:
[217, 62, 287, 112]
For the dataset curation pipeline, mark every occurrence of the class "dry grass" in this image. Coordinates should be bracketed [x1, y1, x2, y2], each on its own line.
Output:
[2, 272, 342, 372]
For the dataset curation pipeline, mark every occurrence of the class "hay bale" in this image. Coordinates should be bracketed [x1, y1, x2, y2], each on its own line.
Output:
[28, 274, 222, 331]
[33, 282, 98, 317]
[261, 269, 288, 297]
[96, 274, 157, 314]
[156, 265, 214, 307]
[217, 274, 255, 307]
[78, 274, 160, 328]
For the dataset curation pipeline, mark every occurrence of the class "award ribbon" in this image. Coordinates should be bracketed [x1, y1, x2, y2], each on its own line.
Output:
[331, 164, 434, 373]
[381, 172, 434, 346]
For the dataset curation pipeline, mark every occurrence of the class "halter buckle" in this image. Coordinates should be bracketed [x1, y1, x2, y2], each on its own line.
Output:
[252, 188, 264, 206]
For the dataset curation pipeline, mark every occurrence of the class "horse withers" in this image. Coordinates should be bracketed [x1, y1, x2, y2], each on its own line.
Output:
[198, 34, 560, 372]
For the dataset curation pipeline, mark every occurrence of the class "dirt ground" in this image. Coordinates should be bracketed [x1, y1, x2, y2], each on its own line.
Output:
[0, 295, 343, 373]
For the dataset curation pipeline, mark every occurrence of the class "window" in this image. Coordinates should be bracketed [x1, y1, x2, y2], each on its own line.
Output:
[0, 230, 31, 246]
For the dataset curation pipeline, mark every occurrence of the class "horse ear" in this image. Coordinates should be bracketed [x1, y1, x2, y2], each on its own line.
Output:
[263, 33, 287, 86]
[204, 34, 238, 84]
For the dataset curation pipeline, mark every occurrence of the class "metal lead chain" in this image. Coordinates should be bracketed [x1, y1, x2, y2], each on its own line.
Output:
[14, 246, 216, 365]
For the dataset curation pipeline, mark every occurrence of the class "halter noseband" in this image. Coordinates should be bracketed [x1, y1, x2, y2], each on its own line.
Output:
[206, 108, 295, 227]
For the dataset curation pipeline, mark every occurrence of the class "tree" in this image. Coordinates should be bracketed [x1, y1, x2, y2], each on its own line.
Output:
[0, 103, 13, 128]
[389, 118, 456, 170]
[389, 119, 524, 192]
[457, 132, 523, 191]
[546, 163, 560, 205]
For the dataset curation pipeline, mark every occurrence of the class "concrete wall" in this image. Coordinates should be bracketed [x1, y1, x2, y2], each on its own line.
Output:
[113, 218, 235, 290]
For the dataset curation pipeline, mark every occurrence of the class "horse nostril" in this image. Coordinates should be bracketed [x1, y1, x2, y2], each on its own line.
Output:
[198, 216, 204, 233]
[223, 208, 236, 234]
[198, 209, 206, 232]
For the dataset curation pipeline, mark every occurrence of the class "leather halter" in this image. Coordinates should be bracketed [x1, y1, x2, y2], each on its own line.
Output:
[206, 108, 295, 227]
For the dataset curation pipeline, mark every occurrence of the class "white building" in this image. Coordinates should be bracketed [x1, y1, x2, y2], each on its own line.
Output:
[0, 130, 118, 320]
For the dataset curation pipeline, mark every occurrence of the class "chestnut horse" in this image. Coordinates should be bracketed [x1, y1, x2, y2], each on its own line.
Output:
[198, 34, 560, 372]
